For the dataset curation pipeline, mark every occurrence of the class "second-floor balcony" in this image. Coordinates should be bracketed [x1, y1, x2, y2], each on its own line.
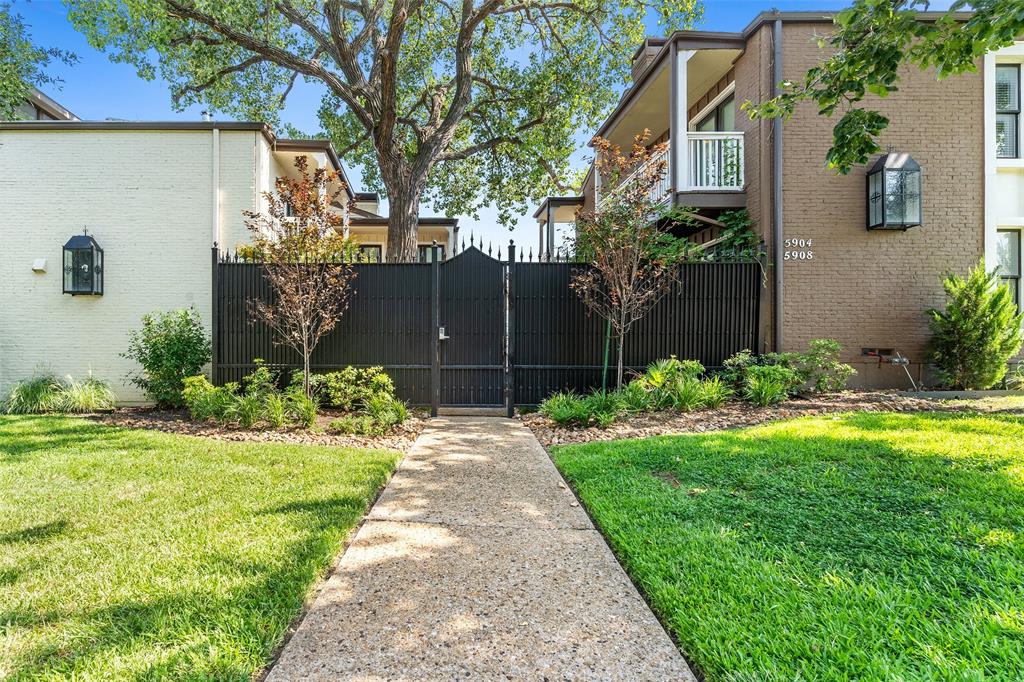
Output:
[598, 131, 744, 207]
[591, 36, 749, 211]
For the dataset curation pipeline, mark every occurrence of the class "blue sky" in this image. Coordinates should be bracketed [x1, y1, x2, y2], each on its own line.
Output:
[17, 0, 856, 249]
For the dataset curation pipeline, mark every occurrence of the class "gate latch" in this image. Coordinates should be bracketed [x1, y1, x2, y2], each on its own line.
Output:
[438, 326, 450, 341]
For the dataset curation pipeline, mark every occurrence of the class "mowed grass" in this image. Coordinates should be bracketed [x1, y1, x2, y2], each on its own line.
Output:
[552, 412, 1024, 680]
[0, 415, 399, 680]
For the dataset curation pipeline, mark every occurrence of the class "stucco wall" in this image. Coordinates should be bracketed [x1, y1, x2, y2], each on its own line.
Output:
[778, 21, 985, 387]
[0, 129, 259, 402]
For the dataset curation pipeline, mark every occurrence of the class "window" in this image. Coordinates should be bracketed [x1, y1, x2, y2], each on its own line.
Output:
[997, 230, 1021, 307]
[997, 64, 1020, 158]
[418, 245, 446, 262]
[358, 245, 382, 262]
[696, 94, 736, 132]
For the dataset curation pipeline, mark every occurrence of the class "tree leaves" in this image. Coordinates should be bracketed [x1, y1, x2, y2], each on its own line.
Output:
[747, 0, 1022, 174]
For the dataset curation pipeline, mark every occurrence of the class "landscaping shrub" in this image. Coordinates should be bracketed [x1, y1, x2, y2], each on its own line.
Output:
[2, 374, 117, 414]
[264, 393, 287, 428]
[328, 414, 375, 435]
[669, 377, 704, 411]
[794, 339, 856, 393]
[320, 366, 396, 410]
[286, 392, 319, 429]
[123, 309, 211, 407]
[181, 375, 237, 422]
[614, 380, 653, 412]
[642, 357, 705, 409]
[583, 390, 626, 426]
[745, 365, 799, 406]
[722, 340, 855, 396]
[927, 263, 1024, 389]
[538, 391, 592, 427]
[55, 377, 118, 413]
[698, 376, 732, 408]
[2, 375, 63, 414]
[226, 393, 264, 429]
[365, 394, 408, 430]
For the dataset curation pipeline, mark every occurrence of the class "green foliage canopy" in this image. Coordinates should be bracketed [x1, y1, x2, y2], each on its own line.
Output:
[0, 2, 77, 120]
[747, 0, 1022, 173]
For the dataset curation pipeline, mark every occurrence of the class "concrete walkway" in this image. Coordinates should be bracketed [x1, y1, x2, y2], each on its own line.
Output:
[267, 417, 695, 681]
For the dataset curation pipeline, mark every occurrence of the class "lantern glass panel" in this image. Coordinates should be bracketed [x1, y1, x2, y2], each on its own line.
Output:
[868, 170, 883, 227]
[884, 169, 907, 224]
[903, 170, 922, 225]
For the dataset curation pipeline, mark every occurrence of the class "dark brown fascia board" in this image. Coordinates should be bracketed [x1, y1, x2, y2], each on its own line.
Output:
[28, 87, 77, 120]
[275, 138, 354, 200]
[531, 196, 584, 220]
[354, 191, 380, 202]
[598, 9, 976, 143]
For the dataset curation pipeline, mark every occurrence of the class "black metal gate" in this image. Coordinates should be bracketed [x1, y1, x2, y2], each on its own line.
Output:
[435, 247, 507, 407]
[213, 244, 761, 417]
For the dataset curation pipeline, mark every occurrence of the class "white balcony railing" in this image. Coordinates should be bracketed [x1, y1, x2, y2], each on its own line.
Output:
[597, 145, 672, 208]
[687, 131, 744, 191]
[595, 132, 744, 208]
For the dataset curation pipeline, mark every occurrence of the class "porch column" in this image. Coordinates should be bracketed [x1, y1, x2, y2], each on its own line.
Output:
[669, 44, 691, 194]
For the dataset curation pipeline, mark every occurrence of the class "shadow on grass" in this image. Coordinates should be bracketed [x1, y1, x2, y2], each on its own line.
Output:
[0, 416, 142, 461]
[1, 486, 389, 680]
[0, 520, 71, 545]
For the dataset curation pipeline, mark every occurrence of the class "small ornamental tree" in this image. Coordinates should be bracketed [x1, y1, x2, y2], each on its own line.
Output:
[571, 132, 689, 388]
[244, 157, 356, 397]
[927, 262, 1024, 390]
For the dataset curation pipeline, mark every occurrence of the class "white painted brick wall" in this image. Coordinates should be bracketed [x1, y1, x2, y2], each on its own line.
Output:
[0, 129, 259, 403]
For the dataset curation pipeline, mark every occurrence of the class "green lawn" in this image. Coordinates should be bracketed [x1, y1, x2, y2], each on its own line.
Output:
[553, 412, 1024, 680]
[0, 415, 399, 680]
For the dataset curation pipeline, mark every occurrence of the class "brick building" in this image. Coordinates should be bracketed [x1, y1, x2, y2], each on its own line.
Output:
[536, 10, 1023, 388]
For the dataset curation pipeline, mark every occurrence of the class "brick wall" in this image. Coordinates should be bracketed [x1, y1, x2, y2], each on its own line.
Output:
[0, 129, 260, 402]
[777, 21, 984, 387]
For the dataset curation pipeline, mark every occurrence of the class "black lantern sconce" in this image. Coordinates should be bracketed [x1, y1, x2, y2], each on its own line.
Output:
[63, 230, 104, 295]
[866, 151, 922, 230]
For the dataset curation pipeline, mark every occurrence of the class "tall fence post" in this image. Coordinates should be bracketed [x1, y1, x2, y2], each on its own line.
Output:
[430, 241, 441, 417]
[505, 240, 516, 418]
[211, 244, 220, 385]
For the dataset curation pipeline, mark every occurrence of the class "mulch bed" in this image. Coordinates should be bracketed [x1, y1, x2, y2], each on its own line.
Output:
[90, 408, 428, 452]
[520, 390, 972, 447]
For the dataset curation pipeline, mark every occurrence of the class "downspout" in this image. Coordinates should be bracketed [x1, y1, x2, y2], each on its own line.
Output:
[212, 126, 221, 247]
[772, 18, 784, 352]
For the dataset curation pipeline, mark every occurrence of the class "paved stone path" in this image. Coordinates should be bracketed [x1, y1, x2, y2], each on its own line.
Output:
[267, 417, 695, 681]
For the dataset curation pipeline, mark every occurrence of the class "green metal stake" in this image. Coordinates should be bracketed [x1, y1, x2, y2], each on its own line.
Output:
[601, 318, 612, 392]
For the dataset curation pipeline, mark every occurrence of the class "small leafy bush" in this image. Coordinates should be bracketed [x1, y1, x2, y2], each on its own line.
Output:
[182, 375, 237, 422]
[745, 365, 800, 406]
[927, 263, 1024, 389]
[642, 357, 705, 409]
[2, 375, 63, 414]
[123, 309, 211, 407]
[794, 339, 856, 393]
[583, 390, 625, 427]
[320, 366, 396, 410]
[698, 376, 733, 408]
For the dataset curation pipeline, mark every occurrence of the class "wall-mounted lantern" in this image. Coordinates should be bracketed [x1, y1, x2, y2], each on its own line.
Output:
[866, 152, 922, 230]
[63, 230, 104, 295]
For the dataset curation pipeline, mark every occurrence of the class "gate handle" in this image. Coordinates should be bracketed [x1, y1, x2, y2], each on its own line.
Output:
[438, 326, 450, 341]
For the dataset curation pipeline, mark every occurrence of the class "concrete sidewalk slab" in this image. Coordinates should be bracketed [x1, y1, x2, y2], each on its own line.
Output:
[267, 417, 696, 681]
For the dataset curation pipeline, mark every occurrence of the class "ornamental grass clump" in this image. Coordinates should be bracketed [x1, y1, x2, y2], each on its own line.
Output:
[2, 374, 117, 414]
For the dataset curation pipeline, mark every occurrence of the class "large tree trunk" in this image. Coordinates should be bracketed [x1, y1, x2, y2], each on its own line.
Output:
[383, 178, 422, 262]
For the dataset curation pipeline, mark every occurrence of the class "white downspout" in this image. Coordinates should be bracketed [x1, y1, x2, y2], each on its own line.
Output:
[212, 126, 221, 247]
[983, 53, 997, 269]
